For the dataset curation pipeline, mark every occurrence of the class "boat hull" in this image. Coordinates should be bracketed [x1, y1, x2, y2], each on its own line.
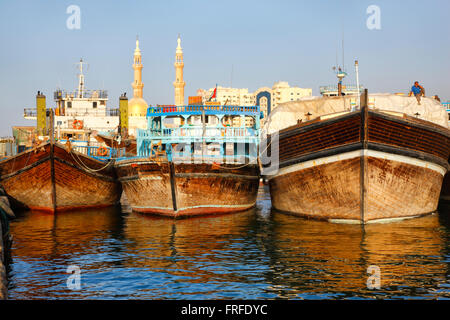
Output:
[115, 159, 260, 218]
[264, 107, 450, 224]
[0, 143, 122, 213]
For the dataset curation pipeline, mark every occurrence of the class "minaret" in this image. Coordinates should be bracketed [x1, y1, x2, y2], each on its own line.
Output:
[132, 37, 144, 99]
[173, 35, 185, 106]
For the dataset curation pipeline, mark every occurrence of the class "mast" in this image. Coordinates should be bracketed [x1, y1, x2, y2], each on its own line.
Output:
[202, 106, 206, 161]
[355, 60, 360, 110]
[49, 109, 57, 213]
[77, 58, 86, 98]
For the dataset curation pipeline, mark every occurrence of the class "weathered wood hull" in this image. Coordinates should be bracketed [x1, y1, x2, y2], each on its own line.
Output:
[0, 143, 122, 213]
[264, 107, 450, 224]
[115, 159, 260, 218]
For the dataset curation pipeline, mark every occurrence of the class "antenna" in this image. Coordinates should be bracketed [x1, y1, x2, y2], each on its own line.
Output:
[75, 58, 89, 98]
[231, 64, 234, 88]
[331, 23, 347, 97]
[355, 60, 360, 110]
[336, 47, 338, 68]
[342, 26, 345, 72]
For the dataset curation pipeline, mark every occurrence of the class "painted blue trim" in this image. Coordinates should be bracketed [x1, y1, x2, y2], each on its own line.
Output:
[256, 91, 271, 116]
[146, 105, 260, 117]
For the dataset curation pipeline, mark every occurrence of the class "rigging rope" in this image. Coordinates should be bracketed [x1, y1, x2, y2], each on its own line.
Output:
[69, 147, 114, 173]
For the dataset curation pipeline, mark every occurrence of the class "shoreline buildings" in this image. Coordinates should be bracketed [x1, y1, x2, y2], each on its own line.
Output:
[197, 82, 313, 120]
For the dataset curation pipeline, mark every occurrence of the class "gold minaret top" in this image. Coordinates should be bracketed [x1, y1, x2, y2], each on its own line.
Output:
[129, 37, 148, 117]
[173, 35, 185, 106]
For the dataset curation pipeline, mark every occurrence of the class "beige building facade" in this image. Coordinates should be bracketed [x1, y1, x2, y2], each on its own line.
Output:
[198, 81, 312, 120]
[197, 87, 254, 106]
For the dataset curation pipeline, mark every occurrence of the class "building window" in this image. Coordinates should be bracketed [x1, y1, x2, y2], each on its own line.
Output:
[67, 102, 72, 108]
[93, 102, 97, 108]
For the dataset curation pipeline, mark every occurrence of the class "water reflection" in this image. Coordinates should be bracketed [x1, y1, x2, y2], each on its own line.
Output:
[264, 212, 449, 299]
[6, 188, 450, 299]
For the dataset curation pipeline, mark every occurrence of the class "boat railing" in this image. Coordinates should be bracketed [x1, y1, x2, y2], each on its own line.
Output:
[54, 89, 108, 100]
[70, 144, 126, 161]
[23, 108, 37, 118]
[23, 107, 119, 118]
[127, 150, 256, 164]
[319, 85, 365, 94]
[171, 154, 257, 164]
[61, 108, 118, 117]
[147, 105, 260, 116]
[139, 127, 257, 139]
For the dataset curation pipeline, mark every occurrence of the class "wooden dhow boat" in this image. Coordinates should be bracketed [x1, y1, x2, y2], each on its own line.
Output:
[0, 141, 122, 213]
[94, 132, 137, 156]
[115, 104, 261, 218]
[262, 91, 450, 224]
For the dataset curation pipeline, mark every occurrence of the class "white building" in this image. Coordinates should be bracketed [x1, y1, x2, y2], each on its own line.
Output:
[270, 81, 312, 107]
[24, 59, 120, 143]
[197, 87, 255, 106]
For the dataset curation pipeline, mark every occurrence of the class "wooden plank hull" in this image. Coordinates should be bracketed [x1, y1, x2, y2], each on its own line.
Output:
[264, 107, 450, 224]
[115, 159, 260, 218]
[0, 143, 122, 213]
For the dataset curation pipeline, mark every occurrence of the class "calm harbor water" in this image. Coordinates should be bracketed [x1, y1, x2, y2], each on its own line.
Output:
[6, 186, 450, 299]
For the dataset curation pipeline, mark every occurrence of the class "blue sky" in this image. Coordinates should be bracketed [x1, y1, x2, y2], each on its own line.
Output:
[0, 0, 449, 135]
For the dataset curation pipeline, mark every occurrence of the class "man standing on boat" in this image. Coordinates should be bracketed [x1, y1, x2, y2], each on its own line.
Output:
[409, 81, 425, 105]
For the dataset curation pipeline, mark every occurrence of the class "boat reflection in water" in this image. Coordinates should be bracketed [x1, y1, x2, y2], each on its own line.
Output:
[7, 206, 125, 299]
[7, 193, 450, 299]
[266, 210, 449, 299]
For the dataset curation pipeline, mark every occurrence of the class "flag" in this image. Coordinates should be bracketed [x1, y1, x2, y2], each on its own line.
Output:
[208, 85, 217, 101]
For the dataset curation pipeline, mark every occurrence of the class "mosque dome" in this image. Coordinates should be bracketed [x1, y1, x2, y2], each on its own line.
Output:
[128, 97, 148, 117]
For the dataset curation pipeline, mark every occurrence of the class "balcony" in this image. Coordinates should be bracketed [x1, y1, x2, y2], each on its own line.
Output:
[137, 126, 259, 145]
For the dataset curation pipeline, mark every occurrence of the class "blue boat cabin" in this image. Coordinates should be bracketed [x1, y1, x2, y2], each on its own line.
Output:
[137, 105, 261, 163]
